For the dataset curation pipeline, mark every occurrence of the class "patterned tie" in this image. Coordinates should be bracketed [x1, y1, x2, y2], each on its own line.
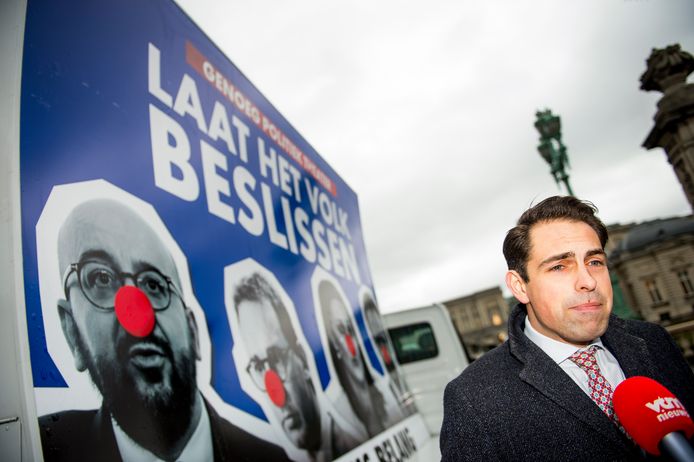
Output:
[569, 345, 625, 433]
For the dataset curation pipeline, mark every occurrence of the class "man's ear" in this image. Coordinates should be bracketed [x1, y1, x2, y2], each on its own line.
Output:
[57, 299, 87, 372]
[185, 307, 201, 360]
[505, 270, 530, 304]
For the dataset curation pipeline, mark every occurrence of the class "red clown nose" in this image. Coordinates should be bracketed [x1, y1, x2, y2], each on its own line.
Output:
[264, 370, 286, 408]
[114, 286, 155, 337]
[380, 345, 392, 365]
[344, 334, 356, 358]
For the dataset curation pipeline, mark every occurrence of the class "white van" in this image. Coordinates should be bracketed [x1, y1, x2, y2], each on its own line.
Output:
[384, 304, 471, 437]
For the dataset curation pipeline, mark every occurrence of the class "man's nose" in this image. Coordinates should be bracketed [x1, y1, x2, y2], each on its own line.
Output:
[575, 263, 598, 292]
[265, 369, 287, 408]
[114, 285, 156, 337]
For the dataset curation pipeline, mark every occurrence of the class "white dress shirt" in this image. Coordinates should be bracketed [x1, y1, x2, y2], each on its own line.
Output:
[523, 318, 626, 398]
[111, 394, 213, 462]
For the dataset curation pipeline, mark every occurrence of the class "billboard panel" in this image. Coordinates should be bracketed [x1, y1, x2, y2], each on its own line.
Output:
[20, 0, 426, 460]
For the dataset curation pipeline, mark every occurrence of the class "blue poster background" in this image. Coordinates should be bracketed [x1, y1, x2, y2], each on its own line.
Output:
[20, 0, 383, 420]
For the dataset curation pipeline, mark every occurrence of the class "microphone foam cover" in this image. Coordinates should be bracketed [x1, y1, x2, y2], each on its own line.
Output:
[613, 376, 694, 455]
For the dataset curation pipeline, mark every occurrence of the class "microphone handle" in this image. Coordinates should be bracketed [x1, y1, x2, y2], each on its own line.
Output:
[660, 432, 694, 462]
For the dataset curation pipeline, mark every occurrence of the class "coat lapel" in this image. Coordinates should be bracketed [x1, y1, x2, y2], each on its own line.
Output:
[508, 306, 632, 450]
[93, 406, 124, 462]
[601, 316, 658, 379]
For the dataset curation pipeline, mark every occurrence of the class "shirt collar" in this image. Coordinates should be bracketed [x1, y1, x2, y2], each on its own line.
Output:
[523, 317, 604, 364]
[111, 394, 213, 462]
[310, 409, 331, 462]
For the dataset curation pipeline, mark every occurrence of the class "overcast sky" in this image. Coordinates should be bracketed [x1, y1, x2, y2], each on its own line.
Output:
[175, 0, 694, 313]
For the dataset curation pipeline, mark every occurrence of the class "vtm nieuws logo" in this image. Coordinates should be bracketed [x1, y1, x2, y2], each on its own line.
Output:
[646, 396, 691, 422]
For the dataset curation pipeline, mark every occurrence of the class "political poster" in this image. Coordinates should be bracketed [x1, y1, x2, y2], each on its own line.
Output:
[20, 0, 428, 460]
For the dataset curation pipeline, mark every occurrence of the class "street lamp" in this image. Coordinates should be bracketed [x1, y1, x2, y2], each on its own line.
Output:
[534, 109, 574, 196]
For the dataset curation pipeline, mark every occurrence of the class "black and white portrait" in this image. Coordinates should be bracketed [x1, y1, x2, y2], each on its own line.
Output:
[226, 259, 366, 461]
[35, 180, 288, 462]
[360, 287, 415, 423]
[312, 268, 388, 439]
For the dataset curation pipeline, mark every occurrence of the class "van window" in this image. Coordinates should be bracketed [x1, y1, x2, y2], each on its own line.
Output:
[387, 322, 439, 364]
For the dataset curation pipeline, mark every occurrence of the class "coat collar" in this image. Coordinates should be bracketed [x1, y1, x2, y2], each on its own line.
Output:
[507, 304, 636, 450]
[93, 405, 124, 462]
[601, 315, 659, 379]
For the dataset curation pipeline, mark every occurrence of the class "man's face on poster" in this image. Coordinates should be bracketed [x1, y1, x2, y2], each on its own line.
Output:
[58, 201, 199, 429]
[237, 298, 321, 451]
[325, 297, 366, 387]
[364, 303, 395, 370]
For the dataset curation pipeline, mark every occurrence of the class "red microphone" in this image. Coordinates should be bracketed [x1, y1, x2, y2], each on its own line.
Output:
[613, 376, 694, 461]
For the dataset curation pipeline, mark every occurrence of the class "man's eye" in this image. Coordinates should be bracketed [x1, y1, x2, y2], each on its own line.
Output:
[250, 358, 266, 373]
[87, 269, 115, 288]
[549, 264, 564, 272]
[588, 259, 605, 267]
[141, 277, 165, 294]
[138, 272, 168, 298]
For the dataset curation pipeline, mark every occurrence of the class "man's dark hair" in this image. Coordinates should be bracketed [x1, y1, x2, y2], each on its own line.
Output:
[233, 273, 305, 364]
[363, 294, 378, 317]
[502, 196, 608, 282]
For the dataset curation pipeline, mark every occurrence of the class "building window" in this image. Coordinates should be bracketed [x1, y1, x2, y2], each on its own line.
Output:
[677, 270, 694, 296]
[471, 307, 481, 327]
[450, 310, 465, 333]
[458, 308, 469, 330]
[487, 304, 502, 326]
[461, 309, 469, 323]
[626, 283, 638, 310]
[645, 279, 664, 304]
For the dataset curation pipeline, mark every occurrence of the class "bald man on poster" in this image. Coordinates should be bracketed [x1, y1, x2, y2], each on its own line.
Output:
[440, 196, 694, 461]
[38, 199, 289, 462]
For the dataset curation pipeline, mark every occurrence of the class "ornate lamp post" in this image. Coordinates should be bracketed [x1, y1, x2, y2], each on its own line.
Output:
[534, 109, 574, 196]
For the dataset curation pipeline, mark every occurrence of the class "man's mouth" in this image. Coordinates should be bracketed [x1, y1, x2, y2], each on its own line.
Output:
[128, 342, 168, 369]
[570, 301, 603, 312]
[282, 410, 301, 430]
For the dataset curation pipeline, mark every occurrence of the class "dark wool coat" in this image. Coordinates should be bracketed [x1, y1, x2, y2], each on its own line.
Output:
[440, 304, 694, 462]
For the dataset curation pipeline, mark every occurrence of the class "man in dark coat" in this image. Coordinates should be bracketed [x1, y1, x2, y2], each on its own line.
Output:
[39, 199, 289, 461]
[40, 398, 289, 462]
[440, 196, 694, 461]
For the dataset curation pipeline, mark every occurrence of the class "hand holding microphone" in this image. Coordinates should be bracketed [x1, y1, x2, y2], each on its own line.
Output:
[614, 376, 694, 461]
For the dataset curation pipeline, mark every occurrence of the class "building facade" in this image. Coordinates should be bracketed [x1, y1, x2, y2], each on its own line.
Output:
[441, 287, 511, 361]
[609, 215, 694, 366]
[641, 44, 694, 211]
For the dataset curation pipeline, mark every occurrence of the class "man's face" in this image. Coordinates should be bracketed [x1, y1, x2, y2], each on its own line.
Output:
[364, 305, 385, 339]
[237, 299, 321, 451]
[365, 304, 395, 369]
[508, 219, 612, 346]
[59, 202, 198, 434]
[326, 298, 366, 386]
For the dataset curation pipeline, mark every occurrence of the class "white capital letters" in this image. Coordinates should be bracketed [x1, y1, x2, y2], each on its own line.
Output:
[200, 140, 235, 223]
[148, 43, 172, 107]
[149, 104, 198, 201]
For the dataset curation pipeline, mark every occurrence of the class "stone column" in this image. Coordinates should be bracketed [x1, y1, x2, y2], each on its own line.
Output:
[641, 44, 694, 211]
